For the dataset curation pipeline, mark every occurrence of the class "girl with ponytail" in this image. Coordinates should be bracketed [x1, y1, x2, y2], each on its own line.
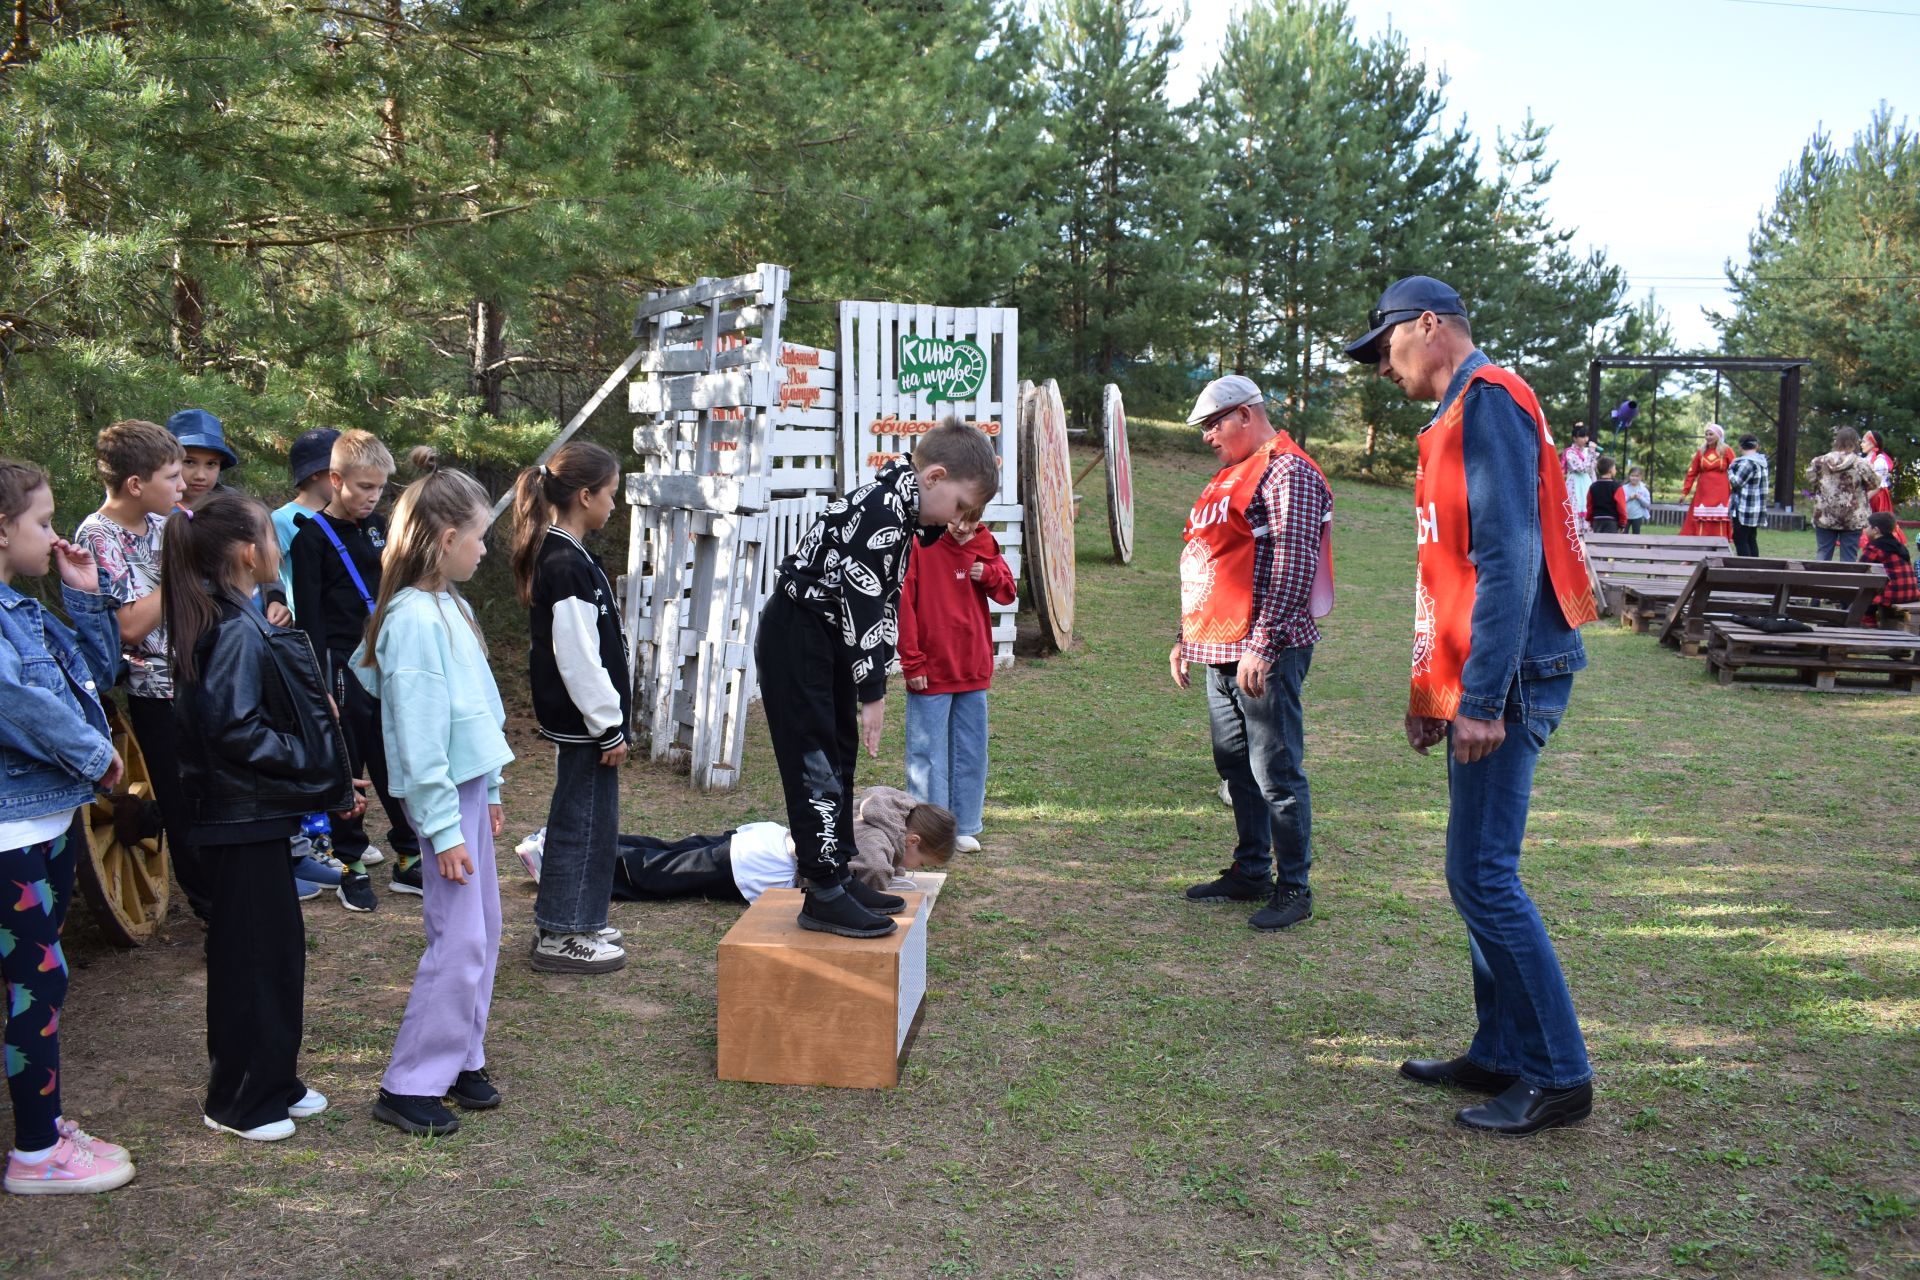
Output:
[353, 451, 515, 1138]
[164, 490, 355, 1143]
[506, 443, 631, 976]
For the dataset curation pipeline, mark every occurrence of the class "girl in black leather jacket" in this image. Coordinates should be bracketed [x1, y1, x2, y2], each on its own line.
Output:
[163, 492, 356, 1143]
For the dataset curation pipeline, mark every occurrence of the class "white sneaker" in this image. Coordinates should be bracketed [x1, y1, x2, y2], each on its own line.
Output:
[204, 1115, 296, 1142]
[954, 835, 981, 854]
[359, 846, 386, 866]
[1218, 779, 1233, 808]
[288, 1089, 328, 1119]
[515, 828, 546, 882]
[597, 925, 623, 945]
[529, 930, 626, 974]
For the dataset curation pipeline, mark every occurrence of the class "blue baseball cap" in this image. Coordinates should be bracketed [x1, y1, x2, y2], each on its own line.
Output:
[166, 408, 239, 470]
[1343, 276, 1467, 365]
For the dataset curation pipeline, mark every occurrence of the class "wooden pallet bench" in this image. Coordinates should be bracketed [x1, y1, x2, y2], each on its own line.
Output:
[1659, 557, 1887, 655]
[1705, 621, 1920, 692]
[1584, 532, 1730, 620]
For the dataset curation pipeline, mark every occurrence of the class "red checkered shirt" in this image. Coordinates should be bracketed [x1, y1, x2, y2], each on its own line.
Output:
[1863, 538, 1919, 608]
[1179, 452, 1331, 665]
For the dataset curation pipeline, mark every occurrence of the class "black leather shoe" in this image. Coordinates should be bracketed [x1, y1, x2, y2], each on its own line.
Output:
[845, 878, 907, 916]
[1399, 1055, 1520, 1095]
[1455, 1078, 1593, 1136]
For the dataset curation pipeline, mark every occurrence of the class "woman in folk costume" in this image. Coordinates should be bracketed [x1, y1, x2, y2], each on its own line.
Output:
[1860, 432, 1905, 549]
[1560, 425, 1597, 532]
[1679, 423, 1735, 539]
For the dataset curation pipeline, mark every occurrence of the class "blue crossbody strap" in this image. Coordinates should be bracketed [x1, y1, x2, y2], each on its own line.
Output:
[311, 512, 375, 612]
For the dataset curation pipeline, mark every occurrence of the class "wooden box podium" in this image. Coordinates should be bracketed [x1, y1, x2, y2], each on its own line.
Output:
[717, 888, 928, 1089]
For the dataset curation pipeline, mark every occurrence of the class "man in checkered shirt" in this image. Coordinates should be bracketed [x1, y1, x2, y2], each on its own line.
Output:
[1727, 433, 1771, 557]
[1171, 376, 1333, 932]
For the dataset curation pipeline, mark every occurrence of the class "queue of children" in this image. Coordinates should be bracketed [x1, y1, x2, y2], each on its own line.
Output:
[3, 414, 1005, 1190]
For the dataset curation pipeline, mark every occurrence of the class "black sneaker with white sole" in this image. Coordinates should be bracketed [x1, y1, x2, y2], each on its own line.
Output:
[798, 889, 896, 939]
[389, 859, 423, 896]
[372, 1089, 460, 1137]
[337, 871, 378, 913]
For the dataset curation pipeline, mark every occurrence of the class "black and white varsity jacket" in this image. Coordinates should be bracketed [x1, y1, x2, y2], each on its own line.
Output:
[529, 526, 632, 749]
[776, 459, 924, 702]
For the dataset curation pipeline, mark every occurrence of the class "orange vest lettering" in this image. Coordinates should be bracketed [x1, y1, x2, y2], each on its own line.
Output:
[1181, 433, 1335, 649]
[1410, 365, 1597, 719]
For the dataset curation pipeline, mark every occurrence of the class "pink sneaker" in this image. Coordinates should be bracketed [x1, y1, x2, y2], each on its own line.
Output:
[5, 1137, 135, 1195]
[56, 1117, 130, 1163]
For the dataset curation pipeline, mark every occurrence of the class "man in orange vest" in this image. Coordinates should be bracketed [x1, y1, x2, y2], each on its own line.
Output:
[1171, 375, 1334, 932]
[1345, 276, 1597, 1137]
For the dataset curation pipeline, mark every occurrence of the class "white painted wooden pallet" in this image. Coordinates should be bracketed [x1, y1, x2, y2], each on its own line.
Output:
[836, 302, 1023, 665]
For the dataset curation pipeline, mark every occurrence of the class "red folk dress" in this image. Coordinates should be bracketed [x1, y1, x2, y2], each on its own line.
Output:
[1680, 446, 1735, 538]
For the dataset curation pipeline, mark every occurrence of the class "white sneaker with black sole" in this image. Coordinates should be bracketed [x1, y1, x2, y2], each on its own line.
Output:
[529, 930, 627, 974]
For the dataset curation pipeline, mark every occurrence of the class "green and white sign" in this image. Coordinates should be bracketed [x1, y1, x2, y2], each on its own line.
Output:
[898, 335, 986, 403]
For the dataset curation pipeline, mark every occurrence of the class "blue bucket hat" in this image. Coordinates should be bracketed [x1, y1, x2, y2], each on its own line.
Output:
[166, 408, 239, 470]
[1342, 276, 1467, 365]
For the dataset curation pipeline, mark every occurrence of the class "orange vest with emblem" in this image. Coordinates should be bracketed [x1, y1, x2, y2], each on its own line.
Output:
[1411, 364, 1597, 720]
[1181, 432, 1335, 648]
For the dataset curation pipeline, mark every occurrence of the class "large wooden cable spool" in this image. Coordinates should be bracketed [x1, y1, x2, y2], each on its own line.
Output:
[1102, 383, 1135, 565]
[77, 704, 169, 947]
[1020, 378, 1075, 651]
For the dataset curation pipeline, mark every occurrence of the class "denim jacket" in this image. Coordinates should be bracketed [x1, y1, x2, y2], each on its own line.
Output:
[1435, 352, 1588, 720]
[0, 582, 119, 822]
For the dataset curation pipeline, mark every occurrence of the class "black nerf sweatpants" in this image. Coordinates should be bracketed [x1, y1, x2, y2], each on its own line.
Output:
[754, 592, 860, 888]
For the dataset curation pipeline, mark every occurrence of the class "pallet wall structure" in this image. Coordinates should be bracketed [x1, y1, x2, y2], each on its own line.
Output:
[837, 302, 1022, 666]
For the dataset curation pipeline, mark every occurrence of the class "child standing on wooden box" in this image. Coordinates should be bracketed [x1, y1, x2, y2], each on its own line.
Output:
[756, 418, 998, 939]
[0, 459, 137, 1195]
[164, 492, 356, 1143]
[508, 442, 631, 976]
[354, 453, 513, 1138]
[898, 509, 1015, 853]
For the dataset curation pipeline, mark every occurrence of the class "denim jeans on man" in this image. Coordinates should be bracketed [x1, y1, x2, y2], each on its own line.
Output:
[533, 744, 619, 935]
[1815, 525, 1861, 563]
[1445, 674, 1590, 1090]
[1207, 645, 1312, 893]
[905, 690, 988, 837]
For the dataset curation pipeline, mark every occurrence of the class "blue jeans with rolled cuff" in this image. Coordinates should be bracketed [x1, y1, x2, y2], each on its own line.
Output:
[1444, 673, 1591, 1091]
[905, 690, 988, 837]
[1205, 645, 1313, 894]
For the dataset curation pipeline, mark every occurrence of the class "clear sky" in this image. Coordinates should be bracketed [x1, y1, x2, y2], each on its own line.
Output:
[1164, 0, 1920, 350]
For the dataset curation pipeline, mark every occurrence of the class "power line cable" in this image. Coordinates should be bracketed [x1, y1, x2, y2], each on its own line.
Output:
[1722, 0, 1920, 16]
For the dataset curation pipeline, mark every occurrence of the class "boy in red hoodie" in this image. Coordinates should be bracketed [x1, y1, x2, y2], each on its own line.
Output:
[898, 511, 1017, 853]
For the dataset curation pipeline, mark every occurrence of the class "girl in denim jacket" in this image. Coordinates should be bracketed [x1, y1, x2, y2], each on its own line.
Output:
[0, 460, 135, 1195]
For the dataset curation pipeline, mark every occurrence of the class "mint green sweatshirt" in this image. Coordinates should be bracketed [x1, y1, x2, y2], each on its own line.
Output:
[352, 588, 513, 855]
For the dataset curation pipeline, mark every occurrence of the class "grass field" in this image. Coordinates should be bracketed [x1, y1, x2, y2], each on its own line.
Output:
[5, 422, 1917, 1279]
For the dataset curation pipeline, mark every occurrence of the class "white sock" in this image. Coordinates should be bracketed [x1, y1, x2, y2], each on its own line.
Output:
[11, 1144, 56, 1163]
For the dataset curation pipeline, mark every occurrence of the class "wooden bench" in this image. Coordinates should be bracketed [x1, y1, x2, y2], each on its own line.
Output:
[1705, 621, 1920, 692]
[1659, 557, 1887, 656]
[1889, 601, 1920, 637]
[1583, 532, 1731, 622]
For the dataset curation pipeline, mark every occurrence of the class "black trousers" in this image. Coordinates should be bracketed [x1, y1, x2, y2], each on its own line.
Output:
[204, 838, 306, 1130]
[612, 832, 743, 901]
[754, 593, 859, 886]
[127, 694, 213, 922]
[329, 653, 420, 861]
[1589, 516, 1620, 534]
[1733, 521, 1762, 558]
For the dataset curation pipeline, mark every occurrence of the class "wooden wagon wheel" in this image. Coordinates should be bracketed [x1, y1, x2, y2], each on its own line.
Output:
[1102, 383, 1135, 565]
[76, 703, 169, 947]
[1020, 378, 1076, 651]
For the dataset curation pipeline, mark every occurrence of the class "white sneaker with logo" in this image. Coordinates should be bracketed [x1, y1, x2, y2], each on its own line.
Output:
[529, 929, 626, 975]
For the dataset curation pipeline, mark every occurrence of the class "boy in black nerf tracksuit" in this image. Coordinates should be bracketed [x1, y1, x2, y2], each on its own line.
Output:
[754, 419, 999, 939]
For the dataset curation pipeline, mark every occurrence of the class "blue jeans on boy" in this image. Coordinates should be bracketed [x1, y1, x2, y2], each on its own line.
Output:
[905, 690, 988, 837]
[1444, 674, 1591, 1091]
[1815, 525, 1861, 563]
[1206, 645, 1313, 894]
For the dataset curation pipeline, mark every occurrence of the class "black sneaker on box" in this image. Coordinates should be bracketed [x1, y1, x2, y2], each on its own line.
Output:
[798, 890, 896, 939]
